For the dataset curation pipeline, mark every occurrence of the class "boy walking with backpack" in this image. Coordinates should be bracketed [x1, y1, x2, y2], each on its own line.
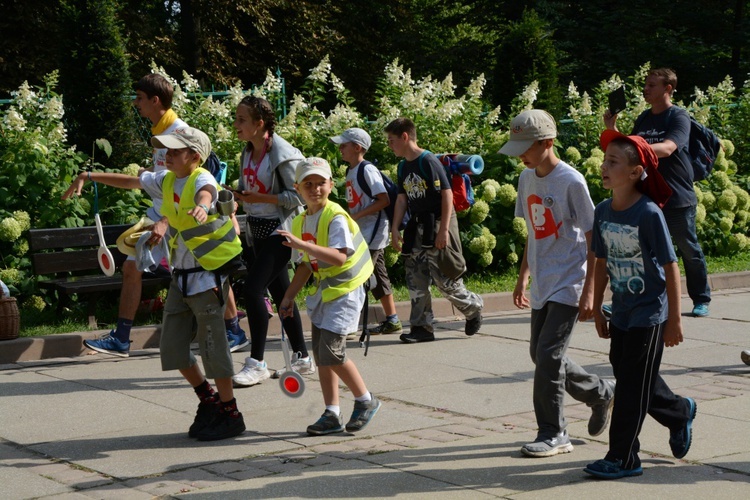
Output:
[585, 130, 696, 479]
[500, 109, 614, 457]
[277, 157, 381, 435]
[330, 128, 401, 334]
[385, 118, 483, 343]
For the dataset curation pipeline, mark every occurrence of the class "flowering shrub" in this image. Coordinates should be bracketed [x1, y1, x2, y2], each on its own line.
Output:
[3, 59, 750, 315]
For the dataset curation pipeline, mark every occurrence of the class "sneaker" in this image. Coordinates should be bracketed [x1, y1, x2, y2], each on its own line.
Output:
[195, 409, 246, 441]
[272, 352, 317, 379]
[521, 431, 574, 457]
[264, 296, 275, 318]
[584, 459, 643, 479]
[188, 400, 219, 438]
[226, 328, 249, 353]
[307, 410, 344, 436]
[83, 331, 130, 358]
[399, 326, 435, 344]
[232, 358, 270, 387]
[465, 314, 482, 336]
[602, 303, 612, 319]
[742, 350, 750, 366]
[692, 303, 709, 317]
[346, 395, 382, 432]
[669, 397, 697, 459]
[589, 380, 615, 437]
[370, 320, 403, 335]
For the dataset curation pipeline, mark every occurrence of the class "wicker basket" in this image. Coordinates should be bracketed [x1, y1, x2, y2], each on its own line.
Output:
[0, 297, 20, 341]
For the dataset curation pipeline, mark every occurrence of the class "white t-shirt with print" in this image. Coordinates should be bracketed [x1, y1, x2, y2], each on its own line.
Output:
[514, 161, 595, 310]
[346, 161, 389, 250]
[294, 210, 364, 335]
[241, 153, 278, 219]
[141, 169, 221, 295]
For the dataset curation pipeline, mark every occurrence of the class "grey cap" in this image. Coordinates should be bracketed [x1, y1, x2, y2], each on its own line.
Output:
[151, 127, 212, 165]
[498, 110, 557, 156]
[295, 157, 333, 183]
[330, 127, 372, 151]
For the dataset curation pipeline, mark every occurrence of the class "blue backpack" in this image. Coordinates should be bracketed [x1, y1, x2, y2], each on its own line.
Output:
[356, 160, 409, 244]
[204, 151, 228, 184]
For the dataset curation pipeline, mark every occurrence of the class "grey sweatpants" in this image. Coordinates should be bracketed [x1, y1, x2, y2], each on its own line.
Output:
[530, 301, 613, 438]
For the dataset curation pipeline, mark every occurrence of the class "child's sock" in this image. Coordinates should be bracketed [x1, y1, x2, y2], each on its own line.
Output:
[111, 318, 133, 342]
[386, 314, 399, 324]
[194, 380, 217, 403]
[220, 397, 241, 417]
[225, 316, 240, 334]
[325, 405, 341, 415]
[354, 392, 372, 403]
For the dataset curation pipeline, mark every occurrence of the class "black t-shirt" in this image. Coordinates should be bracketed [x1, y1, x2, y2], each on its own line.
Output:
[631, 106, 697, 209]
[397, 152, 450, 215]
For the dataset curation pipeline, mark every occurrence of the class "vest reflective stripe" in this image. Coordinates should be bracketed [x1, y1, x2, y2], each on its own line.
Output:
[161, 168, 241, 271]
[292, 201, 374, 303]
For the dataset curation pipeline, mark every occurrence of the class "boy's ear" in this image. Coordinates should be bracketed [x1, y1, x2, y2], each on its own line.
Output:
[632, 164, 645, 179]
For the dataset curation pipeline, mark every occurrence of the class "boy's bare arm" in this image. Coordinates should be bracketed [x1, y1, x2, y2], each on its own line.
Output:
[435, 188, 453, 249]
[578, 230, 596, 321]
[279, 265, 313, 319]
[352, 192, 389, 221]
[277, 229, 347, 267]
[391, 193, 408, 251]
[593, 258, 610, 339]
[513, 238, 531, 309]
[62, 172, 141, 199]
[663, 261, 684, 347]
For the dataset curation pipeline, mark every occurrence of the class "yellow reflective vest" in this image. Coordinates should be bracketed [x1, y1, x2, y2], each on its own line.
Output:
[292, 201, 374, 303]
[161, 168, 241, 271]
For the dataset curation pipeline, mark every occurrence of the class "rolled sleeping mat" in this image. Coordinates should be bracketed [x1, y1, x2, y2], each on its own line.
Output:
[453, 154, 484, 175]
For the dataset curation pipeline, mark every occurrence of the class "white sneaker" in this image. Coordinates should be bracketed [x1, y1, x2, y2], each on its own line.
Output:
[272, 352, 317, 379]
[232, 357, 270, 387]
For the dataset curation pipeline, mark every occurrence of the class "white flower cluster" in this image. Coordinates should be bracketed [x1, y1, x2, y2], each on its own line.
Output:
[2, 108, 27, 132]
[10, 81, 37, 110]
[308, 55, 332, 83]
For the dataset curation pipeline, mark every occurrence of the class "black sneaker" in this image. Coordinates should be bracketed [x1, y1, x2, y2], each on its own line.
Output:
[195, 409, 246, 441]
[669, 397, 697, 458]
[399, 326, 435, 344]
[346, 395, 382, 432]
[188, 400, 219, 438]
[465, 314, 482, 336]
[307, 410, 344, 436]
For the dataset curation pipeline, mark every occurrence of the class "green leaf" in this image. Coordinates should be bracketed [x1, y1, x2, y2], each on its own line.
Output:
[95, 138, 113, 158]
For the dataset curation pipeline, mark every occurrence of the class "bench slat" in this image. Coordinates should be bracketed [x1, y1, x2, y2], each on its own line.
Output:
[31, 249, 129, 275]
[38, 274, 172, 294]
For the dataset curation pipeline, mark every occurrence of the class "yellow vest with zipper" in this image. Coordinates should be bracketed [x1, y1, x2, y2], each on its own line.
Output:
[161, 168, 241, 271]
[292, 201, 374, 303]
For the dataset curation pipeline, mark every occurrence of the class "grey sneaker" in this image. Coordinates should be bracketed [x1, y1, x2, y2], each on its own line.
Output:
[345, 395, 382, 432]
[589, 380, 615, 436]
[272, 352, 317, 379]
[521, 431, 574, 457]
[307, 410, 344, 436]
[232, 357, 270, 387]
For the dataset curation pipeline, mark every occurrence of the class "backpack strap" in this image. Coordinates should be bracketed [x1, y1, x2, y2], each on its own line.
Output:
[355, 160, 382, 246]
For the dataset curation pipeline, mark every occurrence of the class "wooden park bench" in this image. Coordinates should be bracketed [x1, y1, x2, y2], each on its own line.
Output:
[29, 215, 247, 328]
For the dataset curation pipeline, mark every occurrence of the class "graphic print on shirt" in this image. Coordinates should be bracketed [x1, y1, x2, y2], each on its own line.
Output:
[403, 172, 428, 201]
[636, 128, 666, 146]
[527, 194, 562, 240]
[346, 179, 362, 210]
[601, 221, 645, 295]
[244, 157, 268, 194]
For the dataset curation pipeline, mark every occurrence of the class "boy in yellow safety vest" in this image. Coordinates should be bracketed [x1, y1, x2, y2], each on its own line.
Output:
[278, 157, 381, 435]
[63, 127, 246, 441]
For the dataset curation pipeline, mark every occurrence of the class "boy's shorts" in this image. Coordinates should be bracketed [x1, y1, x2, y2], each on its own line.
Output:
[311, 325, 348, 366]
[160, 277, 233, 379]
[368, 248, 392, 300]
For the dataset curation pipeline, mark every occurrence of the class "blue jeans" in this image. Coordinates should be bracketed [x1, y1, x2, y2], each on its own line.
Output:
[662, 205, 711, 305]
